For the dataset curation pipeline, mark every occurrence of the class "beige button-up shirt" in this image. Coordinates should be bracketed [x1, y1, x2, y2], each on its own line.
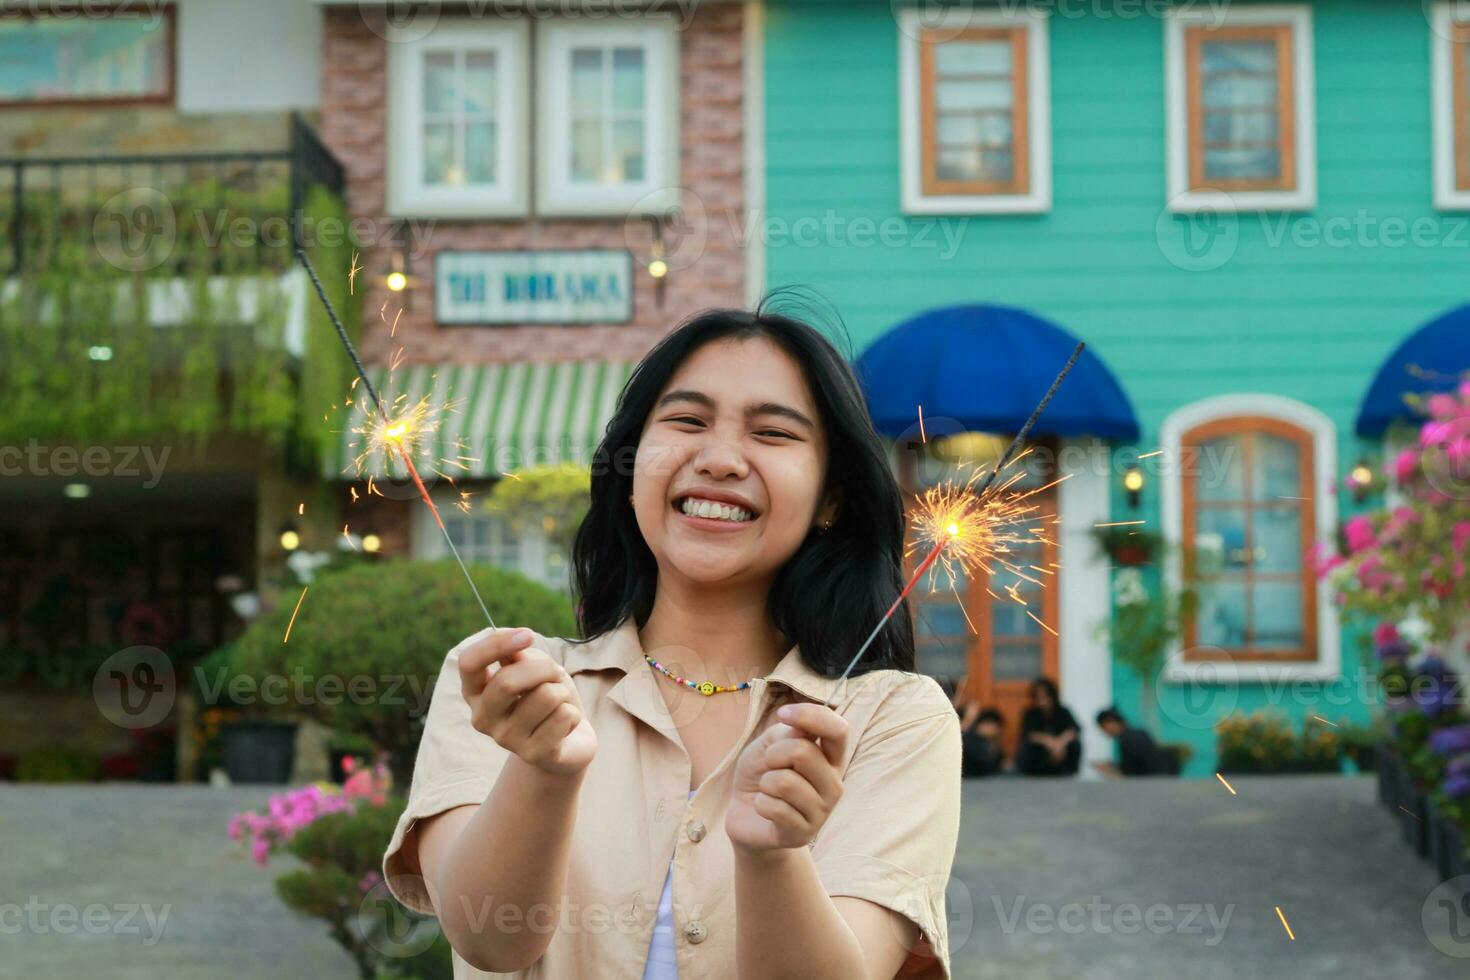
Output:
[383, 618, 963, 980]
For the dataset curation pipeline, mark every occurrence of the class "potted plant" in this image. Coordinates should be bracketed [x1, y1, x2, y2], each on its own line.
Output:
[1098, 566, 1195, 735]
[200, 641, 299, 785]
[1091, 526, 1163, 567]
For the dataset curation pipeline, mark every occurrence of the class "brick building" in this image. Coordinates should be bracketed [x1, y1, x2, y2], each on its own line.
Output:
[314, 0, 755, 588]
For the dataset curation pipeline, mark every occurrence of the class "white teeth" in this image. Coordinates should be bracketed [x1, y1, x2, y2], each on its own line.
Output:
[680, 497, 752, 522]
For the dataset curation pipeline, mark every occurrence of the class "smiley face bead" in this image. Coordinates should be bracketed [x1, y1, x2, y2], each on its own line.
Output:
[698, 681, 715, 696]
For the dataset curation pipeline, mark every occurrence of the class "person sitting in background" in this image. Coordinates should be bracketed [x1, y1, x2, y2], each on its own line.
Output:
[1016, 677, 1081, 776]
[944, 676, 1007, 778]
[1092, 707, 1181, 777]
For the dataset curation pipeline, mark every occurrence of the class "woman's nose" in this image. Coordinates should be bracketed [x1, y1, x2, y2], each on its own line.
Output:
[693, 432, 747, 480]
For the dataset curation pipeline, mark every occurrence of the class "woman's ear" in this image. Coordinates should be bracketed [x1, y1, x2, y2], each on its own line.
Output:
[817, 484, 843, 525]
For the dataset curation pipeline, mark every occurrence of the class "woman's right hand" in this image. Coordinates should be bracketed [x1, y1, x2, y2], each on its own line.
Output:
[458, 627, 597, 777]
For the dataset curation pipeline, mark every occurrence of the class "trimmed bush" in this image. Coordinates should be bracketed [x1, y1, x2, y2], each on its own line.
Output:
[232, 559, 576, 786]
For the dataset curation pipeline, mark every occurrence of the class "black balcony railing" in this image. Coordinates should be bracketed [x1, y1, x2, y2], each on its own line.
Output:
[0, 113, 345, 276]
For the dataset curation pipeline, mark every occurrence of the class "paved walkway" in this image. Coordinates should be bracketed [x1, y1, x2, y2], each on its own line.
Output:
[0, 777, 1462, 979]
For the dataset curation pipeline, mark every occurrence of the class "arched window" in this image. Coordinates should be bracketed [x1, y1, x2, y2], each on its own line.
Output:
[1161, 395, 1339, 678]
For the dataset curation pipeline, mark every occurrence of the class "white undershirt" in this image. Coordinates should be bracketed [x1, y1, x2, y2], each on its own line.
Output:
[640, 790, 697, 980]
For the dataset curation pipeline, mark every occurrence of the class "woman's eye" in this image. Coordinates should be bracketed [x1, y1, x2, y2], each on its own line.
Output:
[756, 429, 795, 440]
[668, 416, 704, 427]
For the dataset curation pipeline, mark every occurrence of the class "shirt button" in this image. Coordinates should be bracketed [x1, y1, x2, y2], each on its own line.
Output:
[687, 819, 706, 843]
[684, 920, 708, 944]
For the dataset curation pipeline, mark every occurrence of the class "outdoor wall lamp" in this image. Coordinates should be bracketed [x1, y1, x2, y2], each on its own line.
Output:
[643, 214, 670, 307]
[1345, 457, 1377, 503]
[1123, 466, 1145, 508]
[279, 522, 301, 552]
[361, 528, 382, 554]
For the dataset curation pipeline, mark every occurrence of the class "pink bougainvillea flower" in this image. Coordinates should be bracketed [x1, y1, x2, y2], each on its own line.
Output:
[1344, 515, 1377, 553]
[1394, 448, 1419, 483]
[1373, 621, 1400, 648]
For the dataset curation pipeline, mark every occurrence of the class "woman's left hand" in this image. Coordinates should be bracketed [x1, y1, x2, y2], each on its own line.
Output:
[725, 702, 848, 854]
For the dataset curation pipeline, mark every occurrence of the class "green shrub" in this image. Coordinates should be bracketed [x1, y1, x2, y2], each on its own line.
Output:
[17, 745, 102, 782]
[275, 796, 452, 980]
[232, 559, 577, 786]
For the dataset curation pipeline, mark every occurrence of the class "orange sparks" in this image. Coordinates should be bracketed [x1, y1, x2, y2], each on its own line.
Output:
[1215, 773, 1237, 795]
[390, 308, 403, 337]
[1094, 520, 1146, 528]
[283, 587, 308, 644]
[347, 251, 363, 295]
[1026, 609, 1058, 636]
[1311, 715, 1337, 727]
[1137, 449, 1164, 459]
[1274, 906, 1295, 941]
[367, 476, 383, 497]
[917, 404, 926, 443]
[389, 346, 407, 372]
[1398, 805, 1421, 822]
[349, 486, 360, 502]
[297, 502, 304, 516]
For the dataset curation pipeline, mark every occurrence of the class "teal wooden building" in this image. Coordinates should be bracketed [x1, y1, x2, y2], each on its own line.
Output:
[748, 0, 1470, 774]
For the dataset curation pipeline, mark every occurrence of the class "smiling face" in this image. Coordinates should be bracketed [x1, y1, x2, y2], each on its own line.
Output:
[631, 335, 837, 588]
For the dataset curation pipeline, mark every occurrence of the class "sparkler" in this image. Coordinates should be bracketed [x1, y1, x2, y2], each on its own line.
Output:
[295, 247, 496, 628]
[824, 342, 1086, 709]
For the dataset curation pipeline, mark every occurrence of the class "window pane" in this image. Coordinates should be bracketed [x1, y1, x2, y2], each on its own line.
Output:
[423, 51, 455, 114]
[936, 78, 1012, 111]
[1252, 582, 1302, 647]
[1203, 74, 1277, 112]
[611, 47, 645, 112]
[1196, 506, 1248, 573]
[935, 39, 1011, 75]
[571, 119, 601, 181]
[1197, 578, 1247, 648]
[1202, 39, 1277, 75]
[937, 146, 1012, 182]
[1254, 434, 1301, 498]
[423, 122, 453, 184]
[1203, 110, 1278, 144]
[571, 48, 602, 114]
[462, 50, 497, 113]
[1195, 435, 1244, 502]
[937, 112, 1013, 146]
[0, 14, 170, 101]
[1253, 506, 1301, 573]
[612, 119, 645, 182]
[917, 640, 968, 681]
[993, 643, 1043, 682]
[1205, 146, 1281, 181]
[465, 121, 497, 183]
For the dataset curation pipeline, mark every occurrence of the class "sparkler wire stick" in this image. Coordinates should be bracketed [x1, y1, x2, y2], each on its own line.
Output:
[295, 247, 496, 629]
[823, 342, 1086, 709]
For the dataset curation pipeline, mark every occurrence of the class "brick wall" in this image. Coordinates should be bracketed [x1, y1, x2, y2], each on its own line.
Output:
[320, 3, 746, 367]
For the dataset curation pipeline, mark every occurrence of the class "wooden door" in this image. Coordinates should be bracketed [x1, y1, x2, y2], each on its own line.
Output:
[902, 438, 1061, 761]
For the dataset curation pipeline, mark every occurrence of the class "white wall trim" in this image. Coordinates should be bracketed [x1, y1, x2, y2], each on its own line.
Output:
[897, 7, 1052, 215]
[1159, 394, 1342, 682]
[743, 0, 767, 306]
[1431, 5, 1470, 210]
[386, 18, 530, 218]
[1058, 439, 1113, 779]
[1164, 4, 1317, 213]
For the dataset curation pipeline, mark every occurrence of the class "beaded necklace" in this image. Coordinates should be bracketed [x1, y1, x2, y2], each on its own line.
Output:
[642, 653, 755, 696]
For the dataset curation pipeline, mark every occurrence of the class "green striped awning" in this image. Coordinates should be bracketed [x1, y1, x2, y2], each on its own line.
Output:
[323, 359, 637, 479]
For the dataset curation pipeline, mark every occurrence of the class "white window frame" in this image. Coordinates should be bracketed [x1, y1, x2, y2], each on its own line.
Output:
[1164, 4, 1317, 213]
[1431, 4, 1470, 209]
[1159, 394, 1341, 683]
[386, 18, 529, 218]
[535, 16, 680, 217]
[897, 7, 1052, 215]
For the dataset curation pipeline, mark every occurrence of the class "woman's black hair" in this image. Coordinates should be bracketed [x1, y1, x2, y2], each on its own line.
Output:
[569, 295, 915, 678]
[1028, 676, 1061, 707]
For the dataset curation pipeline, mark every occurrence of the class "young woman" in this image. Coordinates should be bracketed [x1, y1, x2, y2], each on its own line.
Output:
[382, 305, 963, 979]
[1016, 676, 1081, 777]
